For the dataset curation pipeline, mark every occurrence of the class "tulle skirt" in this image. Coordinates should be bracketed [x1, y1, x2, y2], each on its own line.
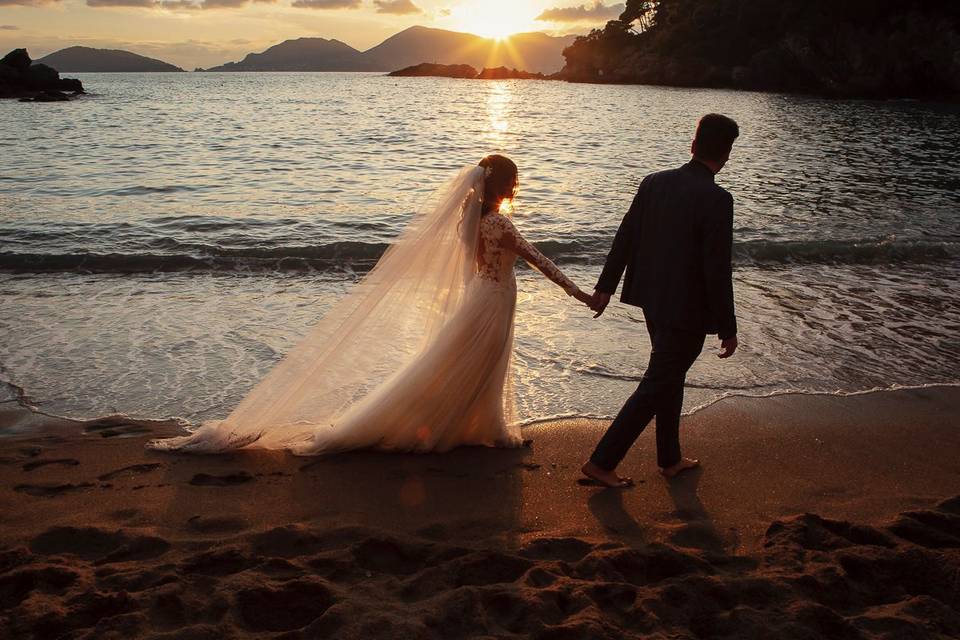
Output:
[145, 167, 521, 456]
[289, 275, 521, 455]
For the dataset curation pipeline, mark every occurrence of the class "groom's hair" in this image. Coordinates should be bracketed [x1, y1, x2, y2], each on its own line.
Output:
[694, 114, 739, 162]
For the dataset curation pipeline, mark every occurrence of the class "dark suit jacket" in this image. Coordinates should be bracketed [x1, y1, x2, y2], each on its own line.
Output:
[596, 160, 737, 340]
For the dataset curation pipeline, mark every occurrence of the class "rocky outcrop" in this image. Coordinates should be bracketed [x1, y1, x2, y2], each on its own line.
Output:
[0, 49, 84, 101]
[476, 66, 548, 80]
[389, 63, 478, 78]
[388, 63, 551, 81]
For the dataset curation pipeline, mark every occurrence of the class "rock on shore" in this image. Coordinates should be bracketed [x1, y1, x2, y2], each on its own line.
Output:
[0, 48, 84, 102]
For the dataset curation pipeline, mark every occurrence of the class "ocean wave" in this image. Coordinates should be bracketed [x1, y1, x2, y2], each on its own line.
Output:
[733, 237, 959, 265]
[576, 363, 805, 390]
[0, 233, 956, 273]
[0, 239, 590, 273]
[0, 243, 390, 273]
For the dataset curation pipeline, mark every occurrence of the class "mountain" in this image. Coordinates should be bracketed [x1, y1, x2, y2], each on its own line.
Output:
[363, 26, 575, 74]
[205, 27, 577, 74]
[36, 46, 183, 72]
[204, 37, 377, 72]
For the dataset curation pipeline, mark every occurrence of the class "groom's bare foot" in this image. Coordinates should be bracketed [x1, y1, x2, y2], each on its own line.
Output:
[580, 461, 633, 488]
[659, 457, 700, 478]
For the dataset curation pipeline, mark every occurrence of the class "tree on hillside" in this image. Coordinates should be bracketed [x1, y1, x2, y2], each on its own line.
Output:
[559, 0, 960, 98]
[620, 0, 658, 33]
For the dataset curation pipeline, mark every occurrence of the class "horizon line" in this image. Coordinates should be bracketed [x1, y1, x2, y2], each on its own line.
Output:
[19, 24, 584, 69]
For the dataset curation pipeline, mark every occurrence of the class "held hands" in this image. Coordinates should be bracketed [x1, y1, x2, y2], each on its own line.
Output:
[572, 288, 595, 308]
[571, 288, 611, 318]
[591, 291, 611, 318]
[574, 286, 739, 357]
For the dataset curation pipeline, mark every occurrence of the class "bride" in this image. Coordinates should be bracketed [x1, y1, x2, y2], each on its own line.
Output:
[147, 155, 594, 455]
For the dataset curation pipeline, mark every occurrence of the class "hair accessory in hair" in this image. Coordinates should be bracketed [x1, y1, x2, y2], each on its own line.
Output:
[484, 166, 494, 178]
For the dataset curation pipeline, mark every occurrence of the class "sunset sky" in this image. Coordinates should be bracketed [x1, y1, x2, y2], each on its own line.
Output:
[0, 0, 623, 69]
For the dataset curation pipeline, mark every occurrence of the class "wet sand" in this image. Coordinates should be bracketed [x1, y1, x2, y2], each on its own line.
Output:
[1, 386, 958, 639]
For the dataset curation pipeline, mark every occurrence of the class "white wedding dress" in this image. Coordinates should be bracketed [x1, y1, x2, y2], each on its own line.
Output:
[146, 166, 578, 455]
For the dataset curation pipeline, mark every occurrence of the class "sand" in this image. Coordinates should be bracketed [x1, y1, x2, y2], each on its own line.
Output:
[1, 386, 958, 639]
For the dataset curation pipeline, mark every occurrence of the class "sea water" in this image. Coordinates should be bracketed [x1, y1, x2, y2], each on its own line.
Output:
[1, 73, 958, 424]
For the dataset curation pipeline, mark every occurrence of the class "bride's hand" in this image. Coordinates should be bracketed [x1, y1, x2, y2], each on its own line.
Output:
[572, 288, 596, 308]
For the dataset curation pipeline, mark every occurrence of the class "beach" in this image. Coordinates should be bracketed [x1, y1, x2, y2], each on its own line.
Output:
[2, 386, 958, 639]
[2, 72, 959, 640]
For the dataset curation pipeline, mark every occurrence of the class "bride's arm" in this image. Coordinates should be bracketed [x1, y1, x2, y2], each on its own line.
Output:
[497, 216, 583, 297]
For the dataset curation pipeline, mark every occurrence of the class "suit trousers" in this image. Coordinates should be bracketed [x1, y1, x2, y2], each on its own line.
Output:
[589, 319, 705, 470]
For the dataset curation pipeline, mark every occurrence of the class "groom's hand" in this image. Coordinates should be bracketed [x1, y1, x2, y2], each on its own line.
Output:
[718, 336, 738, 358]
[592, 291, 611, 318]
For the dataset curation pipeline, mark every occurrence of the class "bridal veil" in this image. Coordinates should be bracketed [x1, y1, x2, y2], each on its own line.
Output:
[147, 165, 515, 453]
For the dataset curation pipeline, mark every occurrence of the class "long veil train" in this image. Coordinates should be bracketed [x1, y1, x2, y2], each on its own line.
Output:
[147, 165, 516, 453]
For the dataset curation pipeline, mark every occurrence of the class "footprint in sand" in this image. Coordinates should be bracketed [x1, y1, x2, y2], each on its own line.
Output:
[22, 458, 80, 471]
[186, 514, 251, 533]
[189, 472, 254, 486]
[14, 482, 94, 497]
[83, 421, 153, 439]
[106, 508, 141, 521]
[30, 525, 170, 563]
[97, 463, 162, 481]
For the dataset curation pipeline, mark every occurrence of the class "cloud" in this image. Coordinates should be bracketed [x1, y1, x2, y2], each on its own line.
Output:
[0, 25, 21, 30]
[86, 0, 276, 8]
[0, 0, 60, 5]
[536, 1, 624, 23]
[373, 0, 419, 14]
[87, 0, 155, 6]
[290, 0, 360, 8]
[201, 0, 248, 7]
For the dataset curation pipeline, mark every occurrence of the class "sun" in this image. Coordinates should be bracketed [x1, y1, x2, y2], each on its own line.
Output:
[446, 0, 543, 40]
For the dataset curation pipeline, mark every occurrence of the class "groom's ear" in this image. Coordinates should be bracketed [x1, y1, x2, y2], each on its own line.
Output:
[690, 139, 697, 156]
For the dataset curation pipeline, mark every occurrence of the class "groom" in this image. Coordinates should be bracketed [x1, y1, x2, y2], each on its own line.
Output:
[582, 113, 740, 488]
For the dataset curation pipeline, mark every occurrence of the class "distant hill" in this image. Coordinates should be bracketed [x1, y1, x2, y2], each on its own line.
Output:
[204, 37, 377, 72]
[36, 46, 183, 72]
[364, 27, 575, 74]
[205, 26, 576, 75]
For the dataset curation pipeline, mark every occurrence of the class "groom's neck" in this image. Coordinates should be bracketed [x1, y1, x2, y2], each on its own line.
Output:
[691, 156, 722, 174]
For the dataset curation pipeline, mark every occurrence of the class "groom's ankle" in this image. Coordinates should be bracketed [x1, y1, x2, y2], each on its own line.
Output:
[585, 459, 614, 473]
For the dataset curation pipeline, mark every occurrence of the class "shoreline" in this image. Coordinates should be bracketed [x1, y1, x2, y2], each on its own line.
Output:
[4, 375, 958, 434]
[1, 386, 958, 637]
[35, 69, 960, 104]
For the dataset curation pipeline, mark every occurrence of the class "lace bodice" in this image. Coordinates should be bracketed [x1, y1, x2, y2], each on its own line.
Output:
[476, 213, 578, 295]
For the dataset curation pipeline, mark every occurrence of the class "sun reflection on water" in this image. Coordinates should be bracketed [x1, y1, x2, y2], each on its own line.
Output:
[486, 81, 513, 145]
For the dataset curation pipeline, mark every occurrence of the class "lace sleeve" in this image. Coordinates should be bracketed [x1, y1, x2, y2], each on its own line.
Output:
[496, 216, 579, 295]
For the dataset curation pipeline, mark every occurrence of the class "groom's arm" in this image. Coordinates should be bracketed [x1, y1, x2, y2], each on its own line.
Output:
[702, 190, 737, 341]
[595, 177, 646, 296]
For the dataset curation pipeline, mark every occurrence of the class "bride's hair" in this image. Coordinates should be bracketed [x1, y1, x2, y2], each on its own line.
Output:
[478, 154, 518, 215]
